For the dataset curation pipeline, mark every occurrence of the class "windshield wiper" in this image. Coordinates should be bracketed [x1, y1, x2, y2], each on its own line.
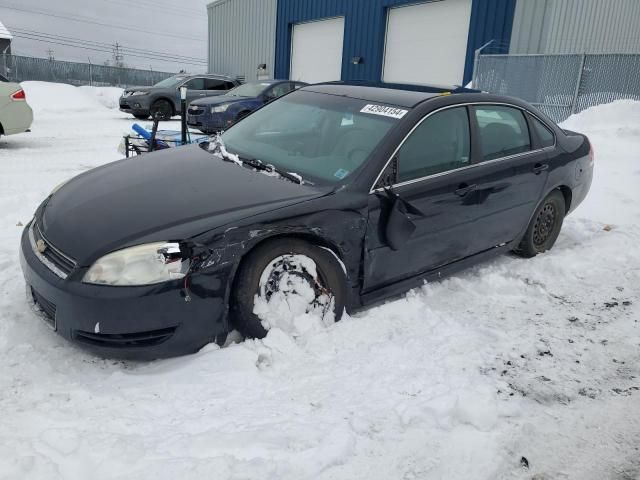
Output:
[239, 156, 305, 185]
[207, 135, 305, 184]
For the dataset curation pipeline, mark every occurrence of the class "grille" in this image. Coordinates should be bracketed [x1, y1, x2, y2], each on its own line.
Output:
[74, 327, 177, 348]
[31, 222, 76, 278]
[31, 288, 56, 329]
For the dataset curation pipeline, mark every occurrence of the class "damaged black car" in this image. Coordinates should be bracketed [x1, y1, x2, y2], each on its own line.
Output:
[20, 82, 593, 359]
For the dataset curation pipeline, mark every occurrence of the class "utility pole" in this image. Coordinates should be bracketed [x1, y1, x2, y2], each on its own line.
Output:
[112, 42, 124, 68]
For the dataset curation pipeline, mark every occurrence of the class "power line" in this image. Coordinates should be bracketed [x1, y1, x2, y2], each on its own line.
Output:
[0, 3, 206, 42]
[8, 27, 208, 63]
[101, 0, 204, 17]
[11, 34, 208, 66]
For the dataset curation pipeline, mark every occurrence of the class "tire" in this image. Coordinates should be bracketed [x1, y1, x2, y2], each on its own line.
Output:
[149, 99, 173, 121]
[134, 114, 150, 120]
[515, 190, 566, 258]
[230, 239, 347, 339]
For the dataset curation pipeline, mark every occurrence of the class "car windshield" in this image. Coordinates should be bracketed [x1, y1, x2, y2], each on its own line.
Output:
[227, 82, 273, 98]
[153, 75, 188, 88]
[220, 90, 404, 184]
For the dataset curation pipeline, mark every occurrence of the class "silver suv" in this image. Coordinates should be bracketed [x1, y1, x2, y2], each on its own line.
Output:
[119, 74, 240, 120]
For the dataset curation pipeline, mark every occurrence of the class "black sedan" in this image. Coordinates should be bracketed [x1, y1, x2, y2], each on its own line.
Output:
[20, 82, 594, 359]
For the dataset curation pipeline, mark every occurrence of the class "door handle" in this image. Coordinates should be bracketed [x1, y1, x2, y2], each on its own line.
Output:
[455, 183, 477, 197]
[198, 93, 207, 96]
[532, 163, 549, 174]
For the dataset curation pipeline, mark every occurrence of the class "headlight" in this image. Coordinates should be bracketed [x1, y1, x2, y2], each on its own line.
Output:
[130, 91, 148, 96]
[211, 104, 230, 113]
[83, 242, 189, 286]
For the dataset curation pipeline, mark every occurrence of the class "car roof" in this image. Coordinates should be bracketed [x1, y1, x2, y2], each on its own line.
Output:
[176, 73, 236, 81]
[246, 79, 305, 85]
[301, 81, 480, 108]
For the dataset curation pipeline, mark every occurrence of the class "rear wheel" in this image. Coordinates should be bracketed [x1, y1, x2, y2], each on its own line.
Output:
[515, 190, 566, 258]
[150, 99, 173, 121]
[230, 239, 347, 339]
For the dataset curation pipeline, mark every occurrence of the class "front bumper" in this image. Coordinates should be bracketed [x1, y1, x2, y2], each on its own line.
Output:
[119, 95, 152, 116]
[19, 224, 230, 360]
[186, 109, 231, 133]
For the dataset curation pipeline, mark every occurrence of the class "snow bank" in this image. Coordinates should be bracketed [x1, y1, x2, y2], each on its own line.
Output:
[78, 85, 124, 110]
[561, 99, 640, 139]
[21, 81, 122, 115]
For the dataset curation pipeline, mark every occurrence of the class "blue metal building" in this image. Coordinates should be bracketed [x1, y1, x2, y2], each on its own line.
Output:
[208, 0, 516, 85]
[274, 0, 516, 85]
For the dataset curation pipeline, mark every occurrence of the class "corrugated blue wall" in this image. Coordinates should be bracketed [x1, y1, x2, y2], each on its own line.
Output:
[274, 0, 516, 85]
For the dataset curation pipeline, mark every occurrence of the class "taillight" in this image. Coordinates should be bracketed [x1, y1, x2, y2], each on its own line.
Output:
[11, 89, 26, 101]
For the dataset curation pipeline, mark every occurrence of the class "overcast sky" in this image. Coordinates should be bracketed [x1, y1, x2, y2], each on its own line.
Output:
[0, 0, 211, 73]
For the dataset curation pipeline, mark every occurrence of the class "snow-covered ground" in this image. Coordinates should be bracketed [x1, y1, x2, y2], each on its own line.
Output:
[0, 82, 638, 480]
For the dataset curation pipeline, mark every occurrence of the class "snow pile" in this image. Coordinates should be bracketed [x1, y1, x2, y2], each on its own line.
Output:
[21, 81, 123, 115]
[0, 90, 639, 480]
[78, 85, 124, 110]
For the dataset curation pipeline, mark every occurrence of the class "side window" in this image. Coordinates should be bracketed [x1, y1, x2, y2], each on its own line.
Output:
[397, 107, 470, 182]
[183, 78, 205, 90]
[475, 106, 531, 161]
[204, 78, 228, 91]
[267, 83, 294, 99]
[530, 115, 555, 148]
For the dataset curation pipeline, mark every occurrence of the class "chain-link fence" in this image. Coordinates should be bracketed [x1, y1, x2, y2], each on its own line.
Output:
[474, 53, 640, 123]
[1, 54, 176, 88]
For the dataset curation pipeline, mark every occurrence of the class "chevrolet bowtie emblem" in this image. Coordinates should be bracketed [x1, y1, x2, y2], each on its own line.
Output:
[36, 239, 47, 254]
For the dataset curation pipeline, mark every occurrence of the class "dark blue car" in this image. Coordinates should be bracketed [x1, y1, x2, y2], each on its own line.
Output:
[186, 80, 307, 134]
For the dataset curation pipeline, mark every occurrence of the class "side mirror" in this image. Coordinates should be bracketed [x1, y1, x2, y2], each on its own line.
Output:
[380, 188, 425, 251]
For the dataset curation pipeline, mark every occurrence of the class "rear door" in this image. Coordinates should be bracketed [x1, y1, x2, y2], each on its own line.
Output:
[467, 104, 550, 249]
[182, 77, 208, 103]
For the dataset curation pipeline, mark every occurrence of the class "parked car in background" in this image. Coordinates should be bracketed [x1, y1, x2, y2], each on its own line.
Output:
[119, 74, 241, 120]
[20, 82, 593, 359]
[0, 76, 33, 137]
[187, 80, 306, 134]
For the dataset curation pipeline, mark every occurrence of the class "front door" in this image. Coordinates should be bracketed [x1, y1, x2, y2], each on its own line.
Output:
[364, 106, 479, 291]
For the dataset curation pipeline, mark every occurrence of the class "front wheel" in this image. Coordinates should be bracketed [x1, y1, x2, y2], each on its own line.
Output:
[231, 239, 347, 339]
[149, 99, 173, 121]
[514, 190, 566, 258]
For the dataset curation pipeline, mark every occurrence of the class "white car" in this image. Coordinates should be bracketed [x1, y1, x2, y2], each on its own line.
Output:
[0, 74, 33, 137]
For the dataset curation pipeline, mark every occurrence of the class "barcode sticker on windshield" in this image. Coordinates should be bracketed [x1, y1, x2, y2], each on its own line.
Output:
[360, 104, 408, 119]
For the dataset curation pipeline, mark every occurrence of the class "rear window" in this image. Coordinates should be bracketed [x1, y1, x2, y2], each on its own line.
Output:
[530, 115, 555, 148]
[475, 106, 531, 161]
[204, 78, 230, 91]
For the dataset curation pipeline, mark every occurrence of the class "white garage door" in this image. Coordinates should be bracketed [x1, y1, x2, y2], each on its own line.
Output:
[290, 17, 345, 83]
[383, 0, 472, 86]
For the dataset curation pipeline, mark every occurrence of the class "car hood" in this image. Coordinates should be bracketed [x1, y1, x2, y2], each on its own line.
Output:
[40, 144, 328, 265]
[190, 95, 250, 107]
[122, 86, 154, 95]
